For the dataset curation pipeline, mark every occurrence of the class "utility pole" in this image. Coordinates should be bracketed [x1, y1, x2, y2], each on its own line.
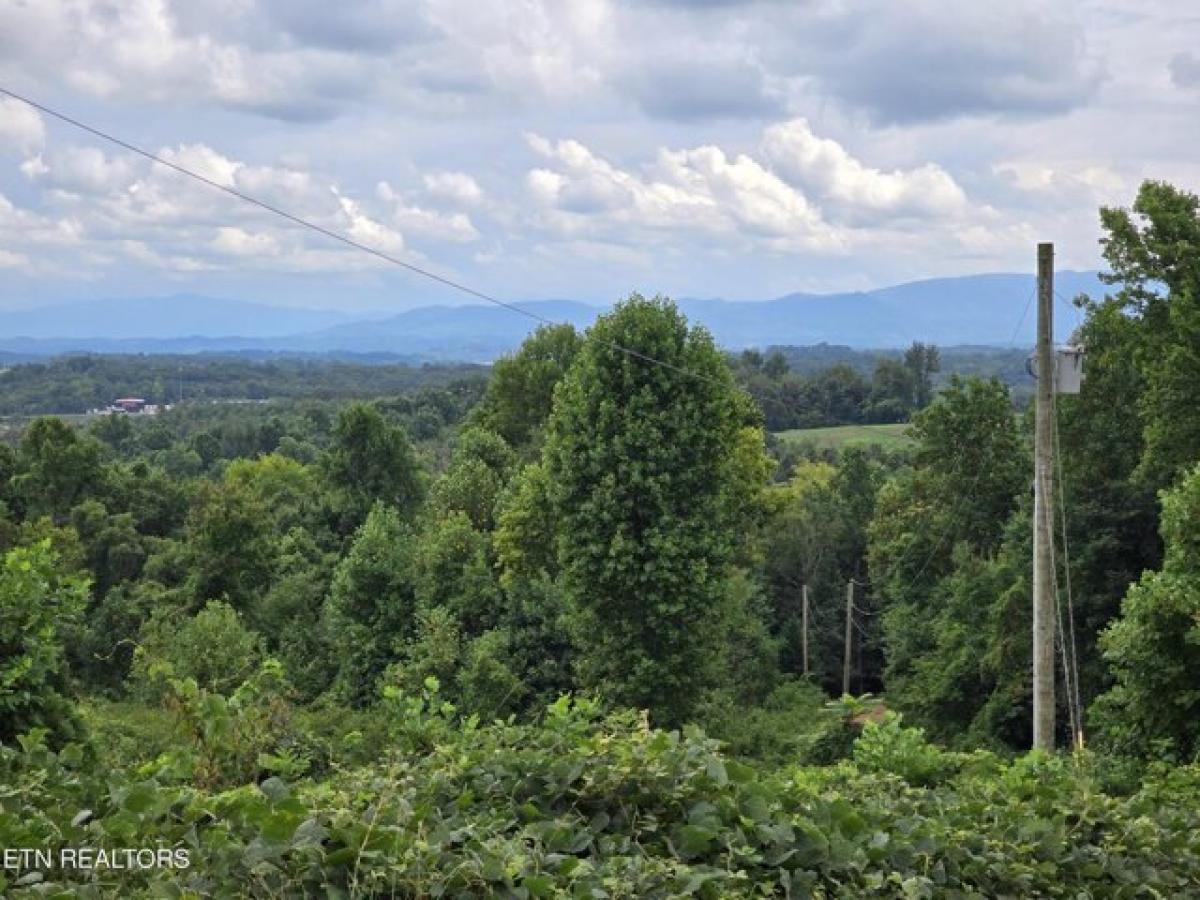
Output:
[801, 583, 810, 676]
[1033, 242, 1056, 752]
[843, 580, 854, 696]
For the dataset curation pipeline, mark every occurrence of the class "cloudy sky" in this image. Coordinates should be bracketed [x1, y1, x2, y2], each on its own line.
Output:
[1, 0, 1198, 313]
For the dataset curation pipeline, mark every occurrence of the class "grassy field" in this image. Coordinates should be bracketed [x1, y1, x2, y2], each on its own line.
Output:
[773, 422, 914, 450]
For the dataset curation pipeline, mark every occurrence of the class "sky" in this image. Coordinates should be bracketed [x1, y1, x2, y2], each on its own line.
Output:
[0, 0, 1198, 313]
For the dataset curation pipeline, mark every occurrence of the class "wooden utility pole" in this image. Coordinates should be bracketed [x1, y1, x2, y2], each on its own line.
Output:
[1033, 242, 1057, 751]
[801, 583, 810, 676]
[842, 580, 854, 696]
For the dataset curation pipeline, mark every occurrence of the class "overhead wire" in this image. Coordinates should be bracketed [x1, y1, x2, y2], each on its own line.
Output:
[1052, 388, 1086, 750]
[0, 85, 719, 388]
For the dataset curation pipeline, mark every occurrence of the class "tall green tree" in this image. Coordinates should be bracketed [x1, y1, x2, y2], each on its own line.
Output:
[904, 342, 941, 410]
[1099, 180, 1200, 489]
[471, 323, 583, 450]
[870, 377, 1027, 738]
[542, 294, 770, 726]
[1091, 463, 1200, 761]
[323, 504, 418, 706]
[11, 417, 103, 522]
[323, 403, 424, 532]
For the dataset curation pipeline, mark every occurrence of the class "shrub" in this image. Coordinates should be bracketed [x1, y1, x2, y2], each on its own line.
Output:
[0, 540, 88, 747]
[131, 599, 265, 700]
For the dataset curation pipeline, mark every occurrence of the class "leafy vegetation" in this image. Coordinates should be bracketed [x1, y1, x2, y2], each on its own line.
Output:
[3, 181, 1200, 895]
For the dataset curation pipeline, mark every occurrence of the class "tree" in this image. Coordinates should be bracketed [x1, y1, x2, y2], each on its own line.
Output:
[1099, 180, 1200, 489]
[762, 350, 790, 380]
[323, 504, 418, 706]
[0, 540, 89, 745]
[323, 403, 424, 532]
[542, 294, 770, 726]
[867, 359, 915, 423]
[427, 427, 515, 531]
[906, 376, 1025, 551]
[903, 342, 941, 410]
[1091, 463, 1200, 760]
[495, 462, 559, 589]
[1055, 295, 1161, 705]
[257, 528, 337, 701]
[870, 377, 1027, 738]
[181, 481, 274, 614]
[762, 462, 842, 680]
[11, 417, 103, 522]
[471, 323, 583, 449]
[414, 511, 502, 636]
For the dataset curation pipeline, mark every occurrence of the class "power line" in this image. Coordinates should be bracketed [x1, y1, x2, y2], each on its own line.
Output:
[1008, 289, 1035, 346]
[0, 86, 715, 387]
[1052, 389, 1085, 748]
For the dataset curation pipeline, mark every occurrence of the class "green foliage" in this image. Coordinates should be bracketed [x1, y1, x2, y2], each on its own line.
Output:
[180, 479, 275, 613]
[705, 679, 845, 767]
[6, 700, 1200, 897]
[428, 426, 517, 531]
[255, 528, 337, 701]
[852, 712, 957, 787]
[161, 658, 299, 790]
[323, 402, 424, 531]
[414, 510, 502, 634]
[471, 322, 583, 449]
[737, 341, 943, 431]
[543, 294, 769, 726]
[494, 461, 559, 589]
[323, 503, 418, 706]
[0, 540, 88, 746]
[1100, 179, 1200, 489]
[384, 604, 463, 699]
[1092, 463, 1200, 761]
[871, 377, 1028, 742]
[0, 353, 487, 415]
[132, 599, 266, 699]
[458, 628, 529, 720]
[1056, 296, 1161, 704]
[763, 451, 885, 690]
[11, 417, 103, 521]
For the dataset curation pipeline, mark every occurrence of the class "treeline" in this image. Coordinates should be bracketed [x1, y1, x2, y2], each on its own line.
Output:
[0, 354, 488, 415]
[733, 342, 942, 430]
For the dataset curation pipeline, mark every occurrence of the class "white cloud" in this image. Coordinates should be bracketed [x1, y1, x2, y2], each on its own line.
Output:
[526, 133, 843, 252]
[7, 136, 490, 277]
[211, 225, 279, 257]
[993, 160, 1127, 206]
[0, 97, 45, 154]
[422, 171, 484, 206]
[0, 0, 1194, 306]
[377, 180, 481, 243]
[0, 248, 27, 268]
[524, 121, 993, 256]
[762, 119, 968, 222]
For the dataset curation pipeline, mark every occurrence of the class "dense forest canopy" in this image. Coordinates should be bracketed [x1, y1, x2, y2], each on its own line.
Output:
[3, 181, 1200, 896]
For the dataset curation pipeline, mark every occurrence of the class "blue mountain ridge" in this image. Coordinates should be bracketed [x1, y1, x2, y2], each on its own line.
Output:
[0, 272, 1106, 360]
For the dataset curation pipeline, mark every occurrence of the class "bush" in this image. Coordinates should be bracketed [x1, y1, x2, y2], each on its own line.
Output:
[131, 599, 265, 700]
[0, 540, 89, 747]
[704, 679, 846, 766]
[851, 711, 959, 787]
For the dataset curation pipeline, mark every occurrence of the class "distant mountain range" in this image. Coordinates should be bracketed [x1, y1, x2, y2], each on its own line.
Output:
[0, 272, 1107, 361]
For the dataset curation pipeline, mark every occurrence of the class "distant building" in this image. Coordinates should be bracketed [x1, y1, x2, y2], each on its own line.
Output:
[111, 397, 148, 413]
